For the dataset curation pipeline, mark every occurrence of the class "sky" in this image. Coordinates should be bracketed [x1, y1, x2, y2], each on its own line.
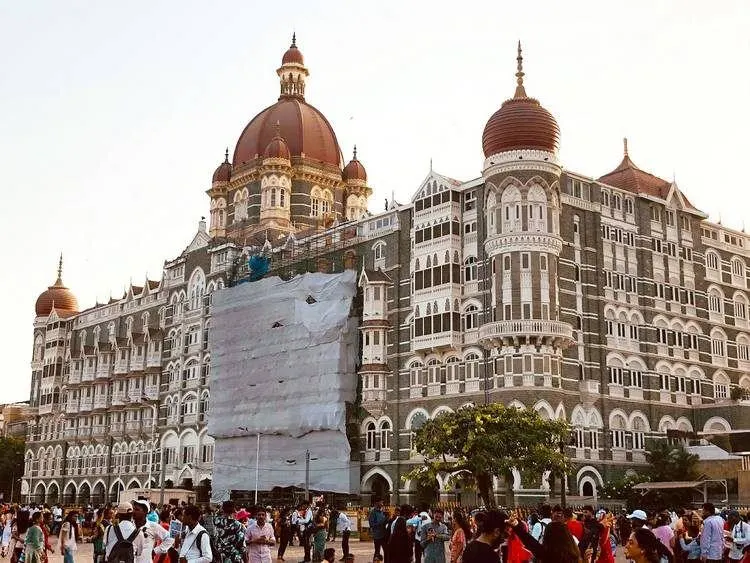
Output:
[1, 1, 749, 402]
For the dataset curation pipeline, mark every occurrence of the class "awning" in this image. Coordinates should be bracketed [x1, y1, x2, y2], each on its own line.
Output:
[632, 481, 704, 490]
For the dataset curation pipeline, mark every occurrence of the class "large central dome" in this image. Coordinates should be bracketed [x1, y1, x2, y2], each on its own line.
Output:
[231, 36, 343, 170]
[232, 98, 343, 168]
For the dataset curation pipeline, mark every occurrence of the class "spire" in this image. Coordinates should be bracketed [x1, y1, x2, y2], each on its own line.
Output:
[291, 32, 296, 48]
[623, 137, 629, 157]
[224, 147, 229, 163]
[514, 41, 527, 98]
[352, 145, 358, 160]
[56, 253, 63, 284]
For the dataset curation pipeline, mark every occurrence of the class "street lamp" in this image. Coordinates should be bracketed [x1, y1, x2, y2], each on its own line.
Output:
[140, 398, 161, 504]
[238, 426, 261, 505]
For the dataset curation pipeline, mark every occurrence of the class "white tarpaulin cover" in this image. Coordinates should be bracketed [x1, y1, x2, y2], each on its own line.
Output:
[208, 270, 360, 498]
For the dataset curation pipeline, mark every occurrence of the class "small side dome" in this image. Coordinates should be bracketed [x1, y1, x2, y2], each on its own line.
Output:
[263, 122, 291, 160]
[212, 149, 232, 183]
[35, 255, 79, 317]
[342, 146, 367, 182]
[282, 33, 304, 65]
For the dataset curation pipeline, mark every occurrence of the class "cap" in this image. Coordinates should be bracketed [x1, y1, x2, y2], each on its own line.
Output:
[236, 509, 250, 520]
[132, 499, 150, 512]
[627, 509, 648, 521]
[117, 502, 133, 514]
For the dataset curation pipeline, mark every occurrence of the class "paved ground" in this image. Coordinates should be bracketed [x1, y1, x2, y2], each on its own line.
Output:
[41, 535, 627, 563]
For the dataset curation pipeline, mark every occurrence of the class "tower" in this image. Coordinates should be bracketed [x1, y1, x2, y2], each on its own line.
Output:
[259, 122, 293, 230]
[478, 43, 574, 385]
[342, 146, 372, 220]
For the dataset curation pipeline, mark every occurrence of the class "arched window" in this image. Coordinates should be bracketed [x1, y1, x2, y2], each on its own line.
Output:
[526, 184, 547, 232]
[379, 420, 391, 450]
[735, 292, 748, 323]
[270, 188, 277, 207]
[706, 251, 720, 272]
[711, 329, 727, 358]
[732, 257, 745, 279]
[366, 422, 377, 450]
[280, 188, 286, 208]
[408, 412, 428, 450]
[713, 372, 730, 400]
[708, 287, 724, 315]
[464, 305, 479, 330]
[464, 257, 477, 282]
[610, 414, 627, 449]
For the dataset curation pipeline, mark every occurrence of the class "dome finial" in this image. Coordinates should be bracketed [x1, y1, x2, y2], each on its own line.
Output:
[352, 145, 358, 160]
[623, 137, 629, 157]
[291, 32, 296, 48]
[514, 40, 527, 98]
[224, 147, 229, 162]
[57, 253, 63, 283]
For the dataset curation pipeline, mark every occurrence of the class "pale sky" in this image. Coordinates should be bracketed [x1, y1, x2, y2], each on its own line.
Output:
[1, 1, 749, 402]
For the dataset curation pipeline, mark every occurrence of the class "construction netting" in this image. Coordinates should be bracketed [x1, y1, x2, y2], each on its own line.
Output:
[208, 270, 360, 501]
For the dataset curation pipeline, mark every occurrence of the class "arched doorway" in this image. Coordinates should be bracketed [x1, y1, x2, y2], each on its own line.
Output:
[78, 482, 91, 505]
[582, 481, 594, 496]
[197, 478, 212, 504]
[92, 482, 105, 505]
[47, 482, 60, 505]
[361, 469, 393, 506]
[109, 481, 124, 504]
[33, 482, 46, 505]
[63, 482, 77, 505]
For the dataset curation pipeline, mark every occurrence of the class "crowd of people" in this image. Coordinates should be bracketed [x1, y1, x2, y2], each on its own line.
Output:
[365, 501, 750, 563]
[0, 499, 353, 563]
[4, 500, 750, 563]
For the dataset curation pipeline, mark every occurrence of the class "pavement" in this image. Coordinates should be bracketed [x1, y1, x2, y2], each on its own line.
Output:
[41, 535, 628, 563]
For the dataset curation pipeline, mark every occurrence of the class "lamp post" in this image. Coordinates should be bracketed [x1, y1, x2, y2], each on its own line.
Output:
[141, 398, 160, 497]
[239, 427, 261, 504]
[286, 450, 318, 503]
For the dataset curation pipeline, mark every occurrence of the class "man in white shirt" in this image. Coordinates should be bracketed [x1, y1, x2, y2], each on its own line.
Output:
[179, 505, 212, 563]
[291, 502, 313, 563]
[132, 499, 174, 563]
[336, 511, 352, 561]
[52, 505, 63, 535]
[531, 504, 553, 543]
[105, 502, 146, 560]
[245, 510, 275, 563]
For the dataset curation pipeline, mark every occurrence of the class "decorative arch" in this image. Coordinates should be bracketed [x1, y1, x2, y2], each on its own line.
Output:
[532, 400, 555, 420]
[703, 417, 731, 433]
[360, 467, 394, 493]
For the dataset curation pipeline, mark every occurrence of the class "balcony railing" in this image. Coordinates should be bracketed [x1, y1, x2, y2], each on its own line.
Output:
[96, 363, 112, 379]
[67, 371, 81, 385]
[131, 355, 146, 372]
[79, 397, 93, 411]
[111, 392, 126, 406]
[144, 385, 159, 400]
[82, 366, 96, 382]
[125, 421, 142, 433]
[93, 396, 109, 409]
[66, 401, 79, 414]
[114, 360, 129, 375]
[147, 353, 162, 368]
[478, 319, 574, 348]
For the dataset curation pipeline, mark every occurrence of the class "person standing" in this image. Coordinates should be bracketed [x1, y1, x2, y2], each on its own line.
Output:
[368, 501, 387, 560]
[23, 512, 45, 563]
[179, 505, 212, 563]
[92, 508, 112, 563]
[276, 508, 292, 562]
[245, 510, 275, 563]
[214, 501, 246, 563]
[52, 506, 63, 537]
[449, 510, 471, 563]
[387, 506, 412, 563]
[335, 510, 351, 561]
[59, 511, 79, 563]
[726, 510, 750, 563]
[700, 503, 725, 563]
[420, 509, 451, 563]
[531, 506, 552, 544]
[132, 499, 174, 563]
[326, 508, 339, 543]
[104, 503, 145, 563]
[292, 503, 313, 563]
[461, 510, 506, 563]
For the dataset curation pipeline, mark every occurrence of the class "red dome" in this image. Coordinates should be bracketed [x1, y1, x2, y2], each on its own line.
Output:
[282, 33, 304, 65]
[342, 146, 367, 181]
[482, 97, 559, 156]
[233, 97, 342, 168]
[212, 149, 232, 183]
[36, 258, 78, 316]
[482, 43, 560, 157]
[264, 130, 291, 160]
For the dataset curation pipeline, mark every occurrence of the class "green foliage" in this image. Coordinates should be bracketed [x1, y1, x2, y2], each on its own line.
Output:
[601, 441, 700, 510]
[406, 403, 570, 507]
[0, 437, 25, 502]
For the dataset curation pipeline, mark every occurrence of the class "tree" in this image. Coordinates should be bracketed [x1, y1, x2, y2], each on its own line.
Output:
[407, 404, 570, 508]
[645, 440, 699, 481]
[0, 436, 25, 502]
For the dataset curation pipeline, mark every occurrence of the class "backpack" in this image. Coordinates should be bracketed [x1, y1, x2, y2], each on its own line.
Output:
[107, 524, 140, 563]
[537, 520, 547, 543]
[195, 530, 220, 563]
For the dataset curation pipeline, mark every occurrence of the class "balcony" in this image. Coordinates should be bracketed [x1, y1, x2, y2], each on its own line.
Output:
[79, 397, 93, 412]
[93, 395, 109, 409]
[465, 377, 480, 393]
[38, 403, 54, 415]
[125, 421, 142, 434]
[68, 371, 81, 385]
[484, 232, 563, 258]
[182, 413, 198, 425]
[128, 390, 143, 403]
[96, 362, 112, 379]
[144, 385, 159, 400]
[412, 331, 462, 352]
[110, 422, 124, 435]
[131, 355, 146, 372]
[92, 425, 107, 437]
[478, 319, 574, 349]
[111, 392, 126, 406]
[82, 365, 96, 382]
[166, 415, 179, 426]
[65, 401, 79, 414]
[78, 427, 92, 438]
[147, 352, 162, 368]
[114, 360, 129, 375]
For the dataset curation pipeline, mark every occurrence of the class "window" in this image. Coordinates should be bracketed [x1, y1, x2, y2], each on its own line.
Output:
[709, 289, 723, 314]
[681, 215, 691, 231]
[732, 259, 745, 278]
[630, 370, 643, 388]
[540, 255, 548, 271]
[612, 194, 622, 211]
[611, 429, 626, 449]
[712, 335, 726, 357]
[666, 211, 675, 227]
[650, 207, 661, 222]
[366, 422, 376, 450]
[464, 305, 479, 330]
[374, 243, 385, 261]
[625, 198, 634, 214]
[379, 421, 390, 450]
[464, 257, 477, 282]
[706, 252, 720, 271]
[521, 253, 530, 270]
[503, 256, 511, 271]
[602, 190, 610, 207]
[464, 191, 476, 212]
[608, 367, 623, 385]
[714, 374, 729, 400]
